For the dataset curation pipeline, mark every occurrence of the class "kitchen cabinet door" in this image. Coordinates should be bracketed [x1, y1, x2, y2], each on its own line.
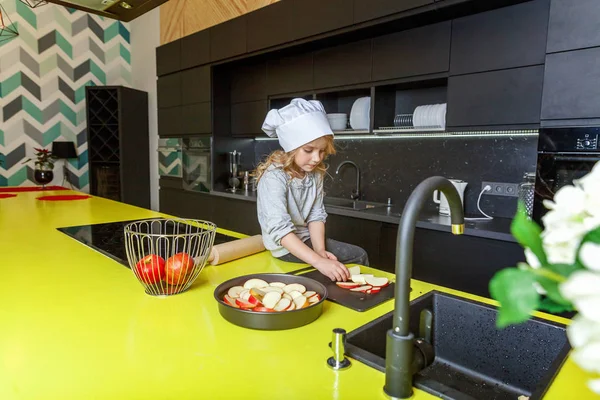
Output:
[212, 197, 261, 235]
[231, 61, 267, 103]
[313, 39, 372, 89]
[547, 0, 600, 53]
[372, 22, 450, 81]
[325, 214, 382, 268]
[353, 0, 432, 24]
[246, 0, 296, 52]
[209, 15, 247, 62]
[181, 102, 212, 134]
[446, 66, 544, 127]
[181, 29, 210, 69]
[157, 73, 182, 109]
[156, 40, 181, 76]
[541, 47, 600, 121]
[449, 0, 549, 75]
[159, 189, 215, 220]
[291, 0, 353, 39]
[267, 53, 313, 95]
[181, 66, 211, 105]
[231, 100, 268, 137]
[158, 107, 183, 136]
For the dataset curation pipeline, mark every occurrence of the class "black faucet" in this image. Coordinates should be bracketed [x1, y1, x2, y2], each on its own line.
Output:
[335, 161, 361, 200]
[384, 176, 465, 399]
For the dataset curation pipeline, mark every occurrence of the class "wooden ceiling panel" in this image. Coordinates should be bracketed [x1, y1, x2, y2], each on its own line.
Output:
[160, 0, 185, 44]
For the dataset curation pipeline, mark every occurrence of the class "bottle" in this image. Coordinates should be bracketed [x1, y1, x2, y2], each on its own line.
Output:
[518, 172, 536, 218]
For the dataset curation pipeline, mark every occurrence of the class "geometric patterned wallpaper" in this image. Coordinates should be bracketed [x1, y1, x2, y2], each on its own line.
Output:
[0, 0, 131, 190]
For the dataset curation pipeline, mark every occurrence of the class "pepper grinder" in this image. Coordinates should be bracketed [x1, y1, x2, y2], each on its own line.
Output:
[327, 328, 351, 370]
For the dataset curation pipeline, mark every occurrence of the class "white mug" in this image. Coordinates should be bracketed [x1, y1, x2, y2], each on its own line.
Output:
[433, 179, 467, 216]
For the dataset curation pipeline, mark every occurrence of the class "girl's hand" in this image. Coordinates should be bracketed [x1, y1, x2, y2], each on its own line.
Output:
[317, 250, 338, 261]
[314, 258, 350, 282]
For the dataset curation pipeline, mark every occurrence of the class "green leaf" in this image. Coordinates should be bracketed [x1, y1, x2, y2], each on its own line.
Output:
[545, 263, 584, 278]
[489, 268, 540, 328]
[582, 226, 600, 244]
[536, 276, 572, 305]
[538, 297, 575, 314]
[511, 202, 548, 265]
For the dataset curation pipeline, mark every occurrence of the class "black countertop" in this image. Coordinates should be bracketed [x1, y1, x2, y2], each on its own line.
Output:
[209, 189, 516, 243]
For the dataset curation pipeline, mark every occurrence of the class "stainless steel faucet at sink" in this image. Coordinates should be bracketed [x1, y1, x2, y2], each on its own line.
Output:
[335, 160, 361, 200]
[385, 176, 465, 400]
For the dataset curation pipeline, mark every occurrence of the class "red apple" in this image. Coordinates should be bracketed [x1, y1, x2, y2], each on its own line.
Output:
[235, 298, 257, 309]
[165, 252, 195, 285]
[135, 254, 166, 284]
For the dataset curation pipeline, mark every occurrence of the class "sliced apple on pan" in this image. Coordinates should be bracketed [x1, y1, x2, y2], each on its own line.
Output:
[350, 285, 372, 293]
[223, 294, 239, 308]
[273, 298, 292, 311]
[348, 266, 361, 276]
[304, 291, 317, 298]
[269, 282, 286, 288]
[283, 293, 293, 301]
[253, 306, 275, 312]
[243, 278, 269, 290]
[365, 276, 389, 288]
[262, 292, 282, 309]
[336, 281, 360, 289]
[308, 295, 320, 304]
[283, 283, 306, 294]
[293, 295, 308, 309]
[235, 298, 257, 309]
[249, 288, 266, 301]
[227, 286, 245, 298]
[239, 289, 251, 301]
[288, 290, 304, 300]
[287, 302, 296, 311]
[261, 287, 284, 294]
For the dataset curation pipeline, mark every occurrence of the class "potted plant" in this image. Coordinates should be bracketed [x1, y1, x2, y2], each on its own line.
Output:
[23, 147, 58, 186]
[490, 161, 600, 394]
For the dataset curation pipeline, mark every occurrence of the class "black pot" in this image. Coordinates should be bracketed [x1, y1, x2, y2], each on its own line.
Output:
[34, 169, 53, 185]
[214, 273, 328, 330]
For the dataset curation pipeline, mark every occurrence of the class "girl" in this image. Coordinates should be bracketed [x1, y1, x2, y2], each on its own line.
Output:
[255, 98, 369, 282]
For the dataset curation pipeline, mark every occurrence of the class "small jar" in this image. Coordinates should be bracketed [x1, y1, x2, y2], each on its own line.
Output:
[518, 172, 536, 218]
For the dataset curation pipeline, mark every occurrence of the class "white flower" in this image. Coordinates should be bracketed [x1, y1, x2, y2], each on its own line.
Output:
[567, 315, 600, 348]
[560, 271, 600, 322]
[580, 242, 600, 271]
[524, 248, 541, 268]
[588, 379, 600, 395]
[571, 340, 600, 374]
[543, 185, 587, 216]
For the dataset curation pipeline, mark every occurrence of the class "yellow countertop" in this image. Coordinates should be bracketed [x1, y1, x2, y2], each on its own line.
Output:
[0, 189, 596, 400]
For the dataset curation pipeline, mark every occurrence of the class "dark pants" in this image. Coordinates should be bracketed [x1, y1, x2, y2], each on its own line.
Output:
[277, 238, 369, 266]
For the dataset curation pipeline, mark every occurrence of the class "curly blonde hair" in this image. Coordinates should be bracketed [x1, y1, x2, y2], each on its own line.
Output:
[254, 135, 336, 182]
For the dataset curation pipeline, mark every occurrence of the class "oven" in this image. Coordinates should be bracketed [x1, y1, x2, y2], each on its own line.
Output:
[182, 136, 212, 193]
[533, 127, 600, 226]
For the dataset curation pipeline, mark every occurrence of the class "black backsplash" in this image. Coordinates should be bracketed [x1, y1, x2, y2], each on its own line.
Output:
[252, 134, 538, 219]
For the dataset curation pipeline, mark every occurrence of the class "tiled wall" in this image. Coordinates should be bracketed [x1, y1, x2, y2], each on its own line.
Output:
[0, 0, 132, 190]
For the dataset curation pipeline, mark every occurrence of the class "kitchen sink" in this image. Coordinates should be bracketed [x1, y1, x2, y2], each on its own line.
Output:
[324, 197, 388, 211]
[344, 291, 571, 400]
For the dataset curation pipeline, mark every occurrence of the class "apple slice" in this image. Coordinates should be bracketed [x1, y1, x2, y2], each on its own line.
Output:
[283, 293, 293, 301]
[227, 286, 245, 298]
[262, 292, 282, 309]
[365, 276, 389, 287]
[288, 290, 304, 300]
[348, 266, 361, 276]
[261, 287, 284, 294]
[287, 302, 296, 311]
[235, 298, 257, 309]
[253, 306, 275, 312]
[336, 282, 360, 289]
[304, 291, 317, 298]
[283, 283, 307, 294]
[249, 288, 266, 301]
[366, 289, 372, 294]
[239, 289, 251, 301]
[350, 285, 372, 292]
[274, 298, 292, 311]
[243, 278, 269, 289]
[350, 275, 366, 285]
[293, 295, 307, 309]
[269, 282, 286, 288]
[308, 295, 320, 304]
[370, 287, 381, 294]
[247, 294, 261, 305]
[223, 294, 239, 308]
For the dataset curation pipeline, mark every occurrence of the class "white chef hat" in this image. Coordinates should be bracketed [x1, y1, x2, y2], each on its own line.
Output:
[262, 98, 334, 152]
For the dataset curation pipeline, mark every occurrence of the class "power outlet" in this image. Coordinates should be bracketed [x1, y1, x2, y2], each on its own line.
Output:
[482, 182, 519, 197]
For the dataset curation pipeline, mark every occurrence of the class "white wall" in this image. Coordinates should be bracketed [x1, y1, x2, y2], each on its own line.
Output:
[130, 8, 160, 211]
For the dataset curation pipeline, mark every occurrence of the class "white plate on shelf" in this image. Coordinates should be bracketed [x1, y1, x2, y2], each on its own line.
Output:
[350, 97, 370, 130]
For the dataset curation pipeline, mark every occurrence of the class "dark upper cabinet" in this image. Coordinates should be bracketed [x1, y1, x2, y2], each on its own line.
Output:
[231, 61, 267, 103]
[209, 15, 247, 62]
[446, 66, 544, 127]
[157, 73, 182, 109]
[181, 66, 211, 105]
[541, 47, 600, 121]
[372, 22, 450, 81]
[313, 39, 372, 89]
[267, 53, 313, 95]
[181, 102, 212, 134]
[158, 107, 183, 136]
[246, 0, 297, 52]
[353, 0, 432, 24]
[449, 0, 549, 75]
[181, 29, 210, 69]
[547, 0, 600, 53]
[231, 100, 268, 136]
[291, 0, 353, 39]
[156, 40, 181, 76]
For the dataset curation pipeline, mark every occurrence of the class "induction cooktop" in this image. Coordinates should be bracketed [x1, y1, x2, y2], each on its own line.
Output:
[57, 218, 238, 267]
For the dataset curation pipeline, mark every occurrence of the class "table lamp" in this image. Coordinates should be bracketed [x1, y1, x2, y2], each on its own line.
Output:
[51, 141, 77, 187]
